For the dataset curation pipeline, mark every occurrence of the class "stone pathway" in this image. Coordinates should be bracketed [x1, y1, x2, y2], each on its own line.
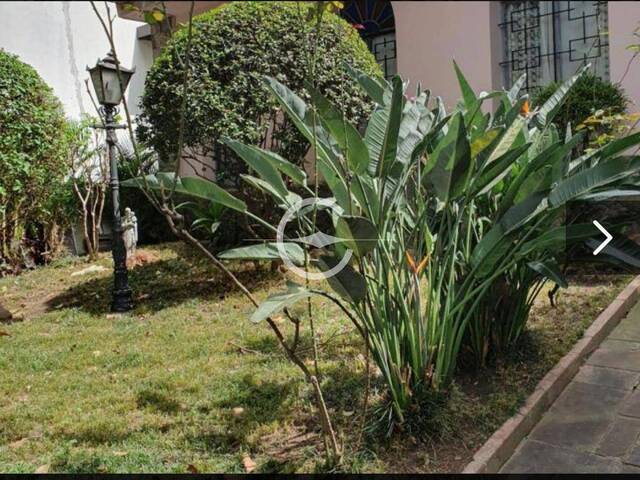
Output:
[501, 300, 640, 473]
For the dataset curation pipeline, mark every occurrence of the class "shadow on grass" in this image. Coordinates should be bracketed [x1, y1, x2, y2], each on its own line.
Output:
[45, 256, 280, 316]
[184, 375, 300, 453]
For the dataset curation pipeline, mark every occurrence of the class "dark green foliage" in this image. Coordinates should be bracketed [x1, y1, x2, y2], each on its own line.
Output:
[0, 49, 72, 272]
[532, 73, 628, 138]
[137, 1, 381, 181]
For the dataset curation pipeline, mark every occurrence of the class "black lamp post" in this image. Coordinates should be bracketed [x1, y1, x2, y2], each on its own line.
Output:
[87, 51, 135, 312]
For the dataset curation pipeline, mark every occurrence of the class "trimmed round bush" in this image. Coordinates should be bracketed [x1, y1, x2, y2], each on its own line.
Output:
[137, 1, 381, 181]
[0, 49, 70, 270]
[532, 73, 628, 136]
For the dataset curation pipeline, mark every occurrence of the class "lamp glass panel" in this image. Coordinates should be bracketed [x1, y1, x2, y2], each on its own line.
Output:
[101, 68, 122, 105]
[89, 68, 105, 104]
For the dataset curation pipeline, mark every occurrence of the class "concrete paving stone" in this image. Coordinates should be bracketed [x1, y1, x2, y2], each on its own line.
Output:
[501, 439, 622, 473]
[599, 338, 640, 351]
[528, 382, 628, 450]
[622, 391, 640, 418]
[610, 301, 640, 342]
[621, 463, 640, 473]
[627, 444, 640, 467]
[610, 316, 640, 342]
[574, 364, 640, 391]
[498, 296, 640, 473]
[597, 417, 640, 457]
[587, 339, 640, 372]
[542, 381, 628, 416]
[529, 412, 616, 451]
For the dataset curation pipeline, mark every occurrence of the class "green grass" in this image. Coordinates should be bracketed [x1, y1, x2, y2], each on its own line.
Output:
[0, 243, 631, 473]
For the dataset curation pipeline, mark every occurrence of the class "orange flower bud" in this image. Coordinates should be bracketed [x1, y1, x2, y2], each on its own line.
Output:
[405, 251, 417, 274]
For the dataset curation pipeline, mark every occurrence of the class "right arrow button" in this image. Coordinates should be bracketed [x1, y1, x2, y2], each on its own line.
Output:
[592, 220, 613, 256]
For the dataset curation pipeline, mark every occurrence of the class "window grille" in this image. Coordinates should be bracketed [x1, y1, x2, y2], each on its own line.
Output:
[499, 1, 609, 91]
[341, 0, 397, 79]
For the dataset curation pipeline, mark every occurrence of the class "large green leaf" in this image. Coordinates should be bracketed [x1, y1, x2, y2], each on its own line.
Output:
[470, 128, 501, 159]
[472, 193, 548, 270]
[549, 156, 640, 207]
[264, 76, 341, 179]
[121, 174, 162, 190]
[589, 237, 640, 269]
[507, 73, 527, 104]
[223, 138, 288, 197]
[218, 243, 305, 266]
[499, 192, 548, 233]
[599, 131, 640, 160]
[471, 226, 510, 275]
[173, 176, 247, 212]
[366, 76, 404, 177]
[315, 156, 352, 211]
[499, 134, 583, 214]
[579, 189, 640, 201]
[528, 260, 568, 288]
[250, 282, 313, 323]
[316, 256, 367, 303]
[533, 66, 588, 128]
[514, 165, 553, 203]
[344, 63, 387, 105]
[308, 85, 370, 174]
[487, 115, 526, 164]
[240, 174, 301, 209]
[410, 114, 452, 163]
[473, 143, 531, 195]
[264, 77, 351, 211]
[519, 223, 598, 256]
[453, 60, 478, 112]
[335, 216, 378, 258]
[423, 112, 471, 201]
[575, 131, 640, 171]
[264, 76, 312, 139]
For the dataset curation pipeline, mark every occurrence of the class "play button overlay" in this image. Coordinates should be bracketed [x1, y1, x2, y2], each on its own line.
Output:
[592, 220, 612, 256]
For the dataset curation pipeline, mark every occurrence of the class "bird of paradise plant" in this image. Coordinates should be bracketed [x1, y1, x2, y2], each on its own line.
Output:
[125, 63, 640, 429]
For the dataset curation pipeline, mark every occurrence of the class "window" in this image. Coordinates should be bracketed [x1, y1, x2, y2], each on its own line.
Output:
[499, 1, 609, 91]
[341, 0, 397, 79]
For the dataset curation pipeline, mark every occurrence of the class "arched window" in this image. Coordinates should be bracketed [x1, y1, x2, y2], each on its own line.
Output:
[341, 0, 397, 79]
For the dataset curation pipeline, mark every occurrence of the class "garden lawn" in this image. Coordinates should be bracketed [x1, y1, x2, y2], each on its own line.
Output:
[0, 243, 631, 473]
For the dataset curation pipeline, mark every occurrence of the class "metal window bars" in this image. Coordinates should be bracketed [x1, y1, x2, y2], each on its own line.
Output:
[499, 1, 609, 91]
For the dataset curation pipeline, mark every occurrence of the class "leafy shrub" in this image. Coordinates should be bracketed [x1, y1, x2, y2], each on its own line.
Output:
[137, 1, 381, 181]
[532, 73, 628, 146]
[0, 49, 73, 273]
[127, 65, 640, 427]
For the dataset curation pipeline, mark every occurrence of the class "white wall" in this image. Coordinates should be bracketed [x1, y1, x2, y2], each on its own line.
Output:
[0, 1, 152, 119]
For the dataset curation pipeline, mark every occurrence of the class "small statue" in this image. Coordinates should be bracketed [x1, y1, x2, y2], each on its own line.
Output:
[122, 207, 138, 260]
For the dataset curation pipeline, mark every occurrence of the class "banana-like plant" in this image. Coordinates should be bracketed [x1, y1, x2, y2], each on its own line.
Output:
[125, 64, 640, 427]
[460, 66, 640, 365]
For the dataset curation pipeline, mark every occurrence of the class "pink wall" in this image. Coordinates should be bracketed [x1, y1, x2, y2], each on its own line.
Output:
[392, 1, 640, 111]
[392, 1, 500, 108]
[608, 2, 640, 111]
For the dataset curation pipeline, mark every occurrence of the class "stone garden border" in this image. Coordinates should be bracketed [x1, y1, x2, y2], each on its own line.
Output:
[463, 275, 640, 474]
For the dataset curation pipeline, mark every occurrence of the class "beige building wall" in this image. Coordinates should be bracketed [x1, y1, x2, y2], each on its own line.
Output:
[393, 1, 640, 111]
[392, 1, 501, 109]
[608, 1, 640, 111]
[116, 1, 640, 111]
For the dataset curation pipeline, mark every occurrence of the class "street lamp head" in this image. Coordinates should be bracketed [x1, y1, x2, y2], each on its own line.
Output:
[87, 51, 135, 106]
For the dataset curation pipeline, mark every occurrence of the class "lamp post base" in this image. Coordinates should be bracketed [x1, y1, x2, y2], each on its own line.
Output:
[111, 286, 133, 313]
